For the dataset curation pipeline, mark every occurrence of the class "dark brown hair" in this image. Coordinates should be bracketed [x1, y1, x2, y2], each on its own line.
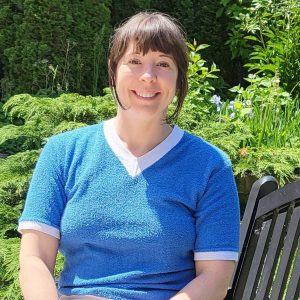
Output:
[108, 12, 188, 122]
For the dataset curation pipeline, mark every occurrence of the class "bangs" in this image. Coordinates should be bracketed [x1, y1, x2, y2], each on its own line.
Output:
[131, 23, 179, 56]
[112, 12, 186, 58]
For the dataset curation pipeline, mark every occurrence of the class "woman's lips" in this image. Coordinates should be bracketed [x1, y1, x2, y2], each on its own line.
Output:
[132, 90, 160, 100]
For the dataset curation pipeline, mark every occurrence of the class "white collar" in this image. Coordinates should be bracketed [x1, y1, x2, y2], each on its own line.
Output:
[103, 119, 184, 177]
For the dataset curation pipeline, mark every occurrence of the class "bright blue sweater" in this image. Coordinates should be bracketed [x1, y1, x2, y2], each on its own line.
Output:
[19, 121, 240, 299]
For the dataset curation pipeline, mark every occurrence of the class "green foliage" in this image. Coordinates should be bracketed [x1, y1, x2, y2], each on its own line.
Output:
[0, 238, 22, 300]
[4, 92, 116, 126]
[0, 102, 9, 127]
[227, 75, 300, 148]
[0, 124, 44, 154]
[150, 0, 194, 38]
[191, 121, 249, 162]
[175, 43, 249, 164]
[0, 203, 22, 238]
[0, 150, 39, 207]
[186, 41, 220, 108]
[235, 147, 300, 186]
[1, 92, 116, 154]
[110, 0, 151, 25]
[54, 252, 64, 280]
[180, 40, 224, 120]
[0, 0, 111, 98]
[206, 75, 300, 183]
[223, 0, 300, 95]
[63, 0, 111, 95]
[220, 0, 252, 59]
[0, 1, 24, 99]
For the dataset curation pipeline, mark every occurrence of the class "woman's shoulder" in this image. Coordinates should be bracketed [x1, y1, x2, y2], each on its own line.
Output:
[180, 129, 232, 168]
[42, 122, 105, 158]
[49, 122, 103, 143]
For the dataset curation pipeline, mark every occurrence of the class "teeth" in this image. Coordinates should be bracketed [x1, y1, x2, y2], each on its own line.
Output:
[136, 91, 157, 98]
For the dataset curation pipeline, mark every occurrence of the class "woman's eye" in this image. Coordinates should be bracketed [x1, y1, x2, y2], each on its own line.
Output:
[157, 62, 170, 68]
[128, 59, 141, 65]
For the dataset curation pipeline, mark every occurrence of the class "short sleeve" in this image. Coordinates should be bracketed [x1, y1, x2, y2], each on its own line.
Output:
[18, 136, 67, 236]
[194, 163, 240, 260]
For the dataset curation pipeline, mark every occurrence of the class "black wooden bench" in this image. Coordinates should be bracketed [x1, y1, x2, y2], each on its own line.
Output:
[225, 175, 300, 300]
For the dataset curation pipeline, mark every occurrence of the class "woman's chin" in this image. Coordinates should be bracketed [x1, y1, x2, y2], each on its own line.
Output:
[118, 106, 167, 123]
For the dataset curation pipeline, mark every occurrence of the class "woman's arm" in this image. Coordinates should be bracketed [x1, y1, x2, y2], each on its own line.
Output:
[170, 260, 235, 300]
[19, 230, 59, 300]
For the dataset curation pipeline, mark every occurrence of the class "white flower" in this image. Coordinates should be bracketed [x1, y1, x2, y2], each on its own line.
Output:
[229, 101, 235, 110]
[210, 95, 221, 106]
[210, 95, 222, 112]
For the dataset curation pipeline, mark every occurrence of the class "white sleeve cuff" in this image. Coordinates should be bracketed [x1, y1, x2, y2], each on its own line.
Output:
[194, 251, 239, 261]
[18, 221, 60, 239]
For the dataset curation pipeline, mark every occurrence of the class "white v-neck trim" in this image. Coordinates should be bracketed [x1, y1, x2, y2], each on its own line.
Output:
[103, 119, 184, 177]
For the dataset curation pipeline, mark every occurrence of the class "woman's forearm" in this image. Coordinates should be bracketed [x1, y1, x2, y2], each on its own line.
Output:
[19, 255, 59, 300]
[169, 260, 235, 300]
[170, 270, 230, 300]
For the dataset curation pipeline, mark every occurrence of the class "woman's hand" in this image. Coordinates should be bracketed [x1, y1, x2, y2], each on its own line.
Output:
[19, 230, 59, 300]
[170, 260, 235, 300]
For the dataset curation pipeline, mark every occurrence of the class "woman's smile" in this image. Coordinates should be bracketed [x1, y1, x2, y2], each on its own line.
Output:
[132, 90, 161, 100]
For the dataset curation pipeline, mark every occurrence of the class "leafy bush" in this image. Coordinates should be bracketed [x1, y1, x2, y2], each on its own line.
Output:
[185, 41, 220, 113]
[205, 74, 300, 184]
[225, 75, 300, 148]
[0, 0, 111, 98]
[0, 238, 21, 300]
[223, 0, 300, 96]
[1, 92, 116, 154]
[235, 147, 300, 185]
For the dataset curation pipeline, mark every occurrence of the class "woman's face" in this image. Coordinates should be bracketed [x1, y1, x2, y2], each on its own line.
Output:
[115, 41, 178, 122]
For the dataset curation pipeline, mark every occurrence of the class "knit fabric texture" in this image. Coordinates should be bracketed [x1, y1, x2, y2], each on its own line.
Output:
[19, 121, 240, 300]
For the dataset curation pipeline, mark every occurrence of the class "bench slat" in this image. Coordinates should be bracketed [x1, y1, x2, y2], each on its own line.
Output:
[285, 242, 300, 300]
[256, 211, 286, 299]
[270, 204, 300, 300]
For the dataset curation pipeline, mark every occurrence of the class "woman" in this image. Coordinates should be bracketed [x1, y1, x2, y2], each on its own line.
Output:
[18, 12, 240, 300]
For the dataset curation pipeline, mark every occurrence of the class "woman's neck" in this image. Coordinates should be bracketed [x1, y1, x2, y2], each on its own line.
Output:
[113, 115, 173, 157]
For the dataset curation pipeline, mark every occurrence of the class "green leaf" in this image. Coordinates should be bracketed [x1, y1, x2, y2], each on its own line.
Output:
[244, 35, 260, 42]
[196, 44, 210, 51]
[216, 7, 224, 18]
[241, 108, 253, 117]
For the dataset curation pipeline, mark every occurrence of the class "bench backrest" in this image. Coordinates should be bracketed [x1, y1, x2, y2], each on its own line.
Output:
[226, 176, 300, 300]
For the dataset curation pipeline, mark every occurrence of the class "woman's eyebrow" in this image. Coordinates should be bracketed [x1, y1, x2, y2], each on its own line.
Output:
[159, 54, 176, 63]
[125, 52, 174, 60]
[159, 54, 173, 59]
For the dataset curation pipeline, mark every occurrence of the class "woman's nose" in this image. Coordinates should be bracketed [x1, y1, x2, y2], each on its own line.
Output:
[139, 65, 157, 83]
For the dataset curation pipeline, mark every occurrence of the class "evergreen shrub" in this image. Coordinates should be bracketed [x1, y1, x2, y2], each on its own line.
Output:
[0, 0, 111, 98]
